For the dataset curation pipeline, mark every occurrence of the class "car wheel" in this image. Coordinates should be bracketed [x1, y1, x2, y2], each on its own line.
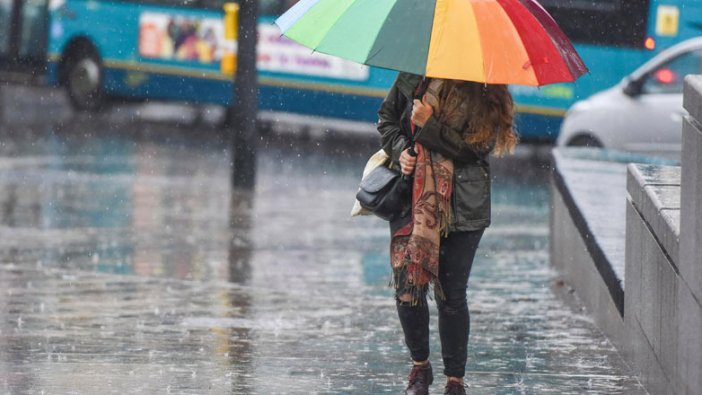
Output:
[567, 134, 603, 148]
[64, 46, 105, 112]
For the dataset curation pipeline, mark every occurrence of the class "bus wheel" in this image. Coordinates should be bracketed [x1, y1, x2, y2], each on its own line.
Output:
[64, 50, 105, 112]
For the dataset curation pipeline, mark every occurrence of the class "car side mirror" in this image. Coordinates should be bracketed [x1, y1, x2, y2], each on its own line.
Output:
[623, 77, 643, 97]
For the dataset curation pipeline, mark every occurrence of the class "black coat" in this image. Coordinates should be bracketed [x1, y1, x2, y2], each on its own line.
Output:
[377, 73, 492, 232]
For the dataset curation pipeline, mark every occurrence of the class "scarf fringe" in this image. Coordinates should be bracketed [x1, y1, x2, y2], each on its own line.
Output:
[391, 264, 445, 306]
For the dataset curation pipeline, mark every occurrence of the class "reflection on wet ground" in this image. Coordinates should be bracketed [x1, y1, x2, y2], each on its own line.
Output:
[0, 104, 645, 393]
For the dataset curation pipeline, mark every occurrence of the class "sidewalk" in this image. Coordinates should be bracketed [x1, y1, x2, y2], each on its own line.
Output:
[0, 121, 645, 394]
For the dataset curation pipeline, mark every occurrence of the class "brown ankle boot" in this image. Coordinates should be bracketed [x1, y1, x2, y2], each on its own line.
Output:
[405, 361, 433, 395]
[444, 380, 466, 395]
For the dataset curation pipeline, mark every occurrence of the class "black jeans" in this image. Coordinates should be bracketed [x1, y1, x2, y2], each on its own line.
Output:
[395, 230, 484, 378]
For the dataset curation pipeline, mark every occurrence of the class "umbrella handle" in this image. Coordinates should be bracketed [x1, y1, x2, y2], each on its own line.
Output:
[408, 145, 417, 157]
[402, 143, 418, 182]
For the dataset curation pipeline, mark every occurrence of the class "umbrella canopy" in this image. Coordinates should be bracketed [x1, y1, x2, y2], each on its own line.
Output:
[275, 0, 588, 86]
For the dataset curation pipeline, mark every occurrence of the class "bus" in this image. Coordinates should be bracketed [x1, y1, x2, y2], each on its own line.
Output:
[0, 0, 396, 127]
[0, 0, 700, 141]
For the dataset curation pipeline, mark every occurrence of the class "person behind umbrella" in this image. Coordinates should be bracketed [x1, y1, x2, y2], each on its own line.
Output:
[378, 72, 517, 395]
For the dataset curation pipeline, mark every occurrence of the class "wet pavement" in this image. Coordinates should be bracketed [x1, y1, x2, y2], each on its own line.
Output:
[0, 88, 646, 394]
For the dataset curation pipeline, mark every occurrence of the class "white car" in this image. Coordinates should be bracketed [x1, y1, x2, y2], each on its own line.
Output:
[557, 37, 702, 159]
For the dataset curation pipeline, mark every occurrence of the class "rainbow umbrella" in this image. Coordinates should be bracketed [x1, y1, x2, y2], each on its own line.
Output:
[275, 0, 587, 86]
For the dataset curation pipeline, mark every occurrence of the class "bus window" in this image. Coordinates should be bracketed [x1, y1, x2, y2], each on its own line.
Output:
[124, 0, 199, 7]
[165, 0, 199, 6]
[197, 0, 226, 10]
[197, 0, 291, 15]
[259, 0, 289, 16]
[18, 0, 49, 59]
[0, 0, 12, 55]
[540, 0, 651, 48]
[280, 0, 300, 13]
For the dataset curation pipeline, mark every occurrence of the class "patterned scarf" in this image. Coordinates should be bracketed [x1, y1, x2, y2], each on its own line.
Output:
[391, 79, 454, 302]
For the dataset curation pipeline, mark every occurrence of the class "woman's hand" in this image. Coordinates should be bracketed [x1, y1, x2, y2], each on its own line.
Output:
[411, 96, 434, 128]
[399, 148, 417, 176]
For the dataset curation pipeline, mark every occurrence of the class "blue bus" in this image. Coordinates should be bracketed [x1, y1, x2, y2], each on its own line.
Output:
[0, 0, 700, 141]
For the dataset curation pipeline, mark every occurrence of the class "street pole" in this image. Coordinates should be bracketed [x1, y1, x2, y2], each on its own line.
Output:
[229, 0, 258, 190]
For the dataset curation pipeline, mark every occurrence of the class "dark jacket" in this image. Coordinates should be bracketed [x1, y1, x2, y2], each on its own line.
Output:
[378, 73, 492, 232]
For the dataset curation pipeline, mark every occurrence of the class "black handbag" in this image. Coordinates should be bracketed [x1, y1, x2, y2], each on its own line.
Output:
[356, 165, 411, 222]
[357, 85, 422, 222]
[356, 144, 416, 222]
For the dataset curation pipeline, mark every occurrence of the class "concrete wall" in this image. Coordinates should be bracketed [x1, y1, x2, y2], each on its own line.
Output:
[676, 76, 702, 394]
[550, 182, 627, 350]
[625, 170, 680, 394]
[551, 75, 702, 395]
[619, 76, 702, 395]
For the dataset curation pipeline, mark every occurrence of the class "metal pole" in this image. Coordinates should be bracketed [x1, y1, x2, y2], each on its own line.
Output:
[228, 0, 258, 190]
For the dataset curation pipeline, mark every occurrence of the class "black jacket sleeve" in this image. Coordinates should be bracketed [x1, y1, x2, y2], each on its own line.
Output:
[413, 116, 491, 162]
[377, 82, 410, 165]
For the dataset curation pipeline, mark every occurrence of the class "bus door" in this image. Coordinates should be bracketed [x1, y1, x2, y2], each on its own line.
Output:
[0, 0, 49, 75]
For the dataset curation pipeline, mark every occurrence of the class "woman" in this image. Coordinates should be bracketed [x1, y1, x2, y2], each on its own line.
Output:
[377, 73, 516, 395]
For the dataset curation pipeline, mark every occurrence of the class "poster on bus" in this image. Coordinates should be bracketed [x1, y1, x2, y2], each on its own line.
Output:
[138, 14, 369, 81]
[139, 12, 225, 64]
[257, 24, 369, 81]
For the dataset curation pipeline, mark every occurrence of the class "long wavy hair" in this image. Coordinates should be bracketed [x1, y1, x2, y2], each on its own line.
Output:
[443, 81, 518, 157]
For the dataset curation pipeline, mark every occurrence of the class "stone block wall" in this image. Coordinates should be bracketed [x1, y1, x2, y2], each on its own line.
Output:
[623, 76, 702, 394]
[677, 76, 702, 394]
[551, 180, 627, 348]
[551, 76, 702, 395]
[625, 168, 680, 393]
